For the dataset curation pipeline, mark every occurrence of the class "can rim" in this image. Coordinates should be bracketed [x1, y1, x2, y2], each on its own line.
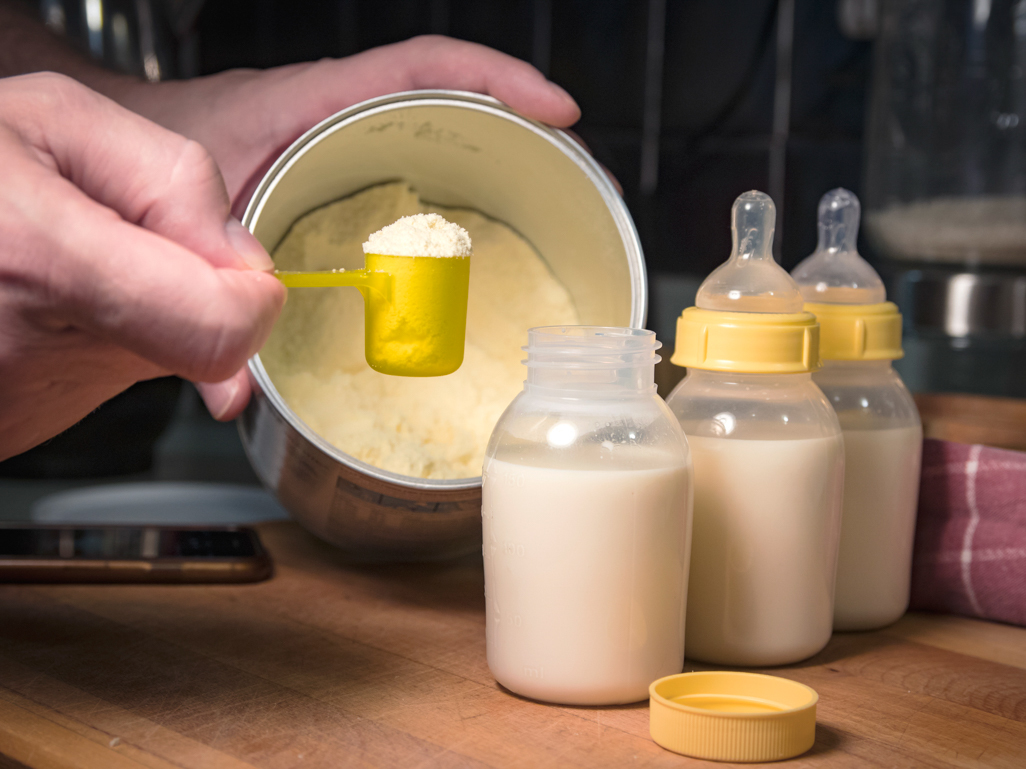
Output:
[242, 89, 645, 492]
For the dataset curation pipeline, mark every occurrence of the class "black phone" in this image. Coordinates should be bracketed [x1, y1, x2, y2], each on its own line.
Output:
[0, 525, 272, 583]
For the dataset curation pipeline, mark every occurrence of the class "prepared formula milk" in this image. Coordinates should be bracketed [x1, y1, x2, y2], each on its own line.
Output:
[831, 426, 921, 628]
[484, 457, 689, 704]
[668, 191, 845, 666]
[482, 327, 692, 705]
[793, 188, 922, 631]
[684, 435, 843, 665]
[263, 183, 580, 480]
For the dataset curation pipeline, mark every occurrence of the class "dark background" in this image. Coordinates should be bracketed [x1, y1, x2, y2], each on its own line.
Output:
[190, 0, 870, 277]
[3, 0, 874, 477]
[31, 0, 874, 276]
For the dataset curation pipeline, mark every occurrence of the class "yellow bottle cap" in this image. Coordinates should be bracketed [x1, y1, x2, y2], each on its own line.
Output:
[671, 191, 821, 374]
[649, 671, 818, 762]
[670, 307, 821, 373]
[804, 301, 904, 361]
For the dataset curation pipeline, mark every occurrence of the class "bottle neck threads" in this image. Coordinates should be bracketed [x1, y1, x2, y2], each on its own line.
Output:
[524, 326, 659, 394]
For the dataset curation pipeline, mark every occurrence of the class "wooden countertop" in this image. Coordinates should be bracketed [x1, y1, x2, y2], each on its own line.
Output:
[1, 521, 1024, 768]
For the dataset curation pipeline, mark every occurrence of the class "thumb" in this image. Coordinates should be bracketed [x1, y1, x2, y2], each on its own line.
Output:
[4, 74, 286, 384]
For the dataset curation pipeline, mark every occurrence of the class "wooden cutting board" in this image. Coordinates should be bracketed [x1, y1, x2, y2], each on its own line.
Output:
[0, 521, 1023, 768]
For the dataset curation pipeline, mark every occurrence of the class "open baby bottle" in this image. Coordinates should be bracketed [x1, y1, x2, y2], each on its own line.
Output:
[481, 326, 693, 706]
[666, 190, 844, 667]
[791, 189, 922, 632]
[274, 214, 471, 377]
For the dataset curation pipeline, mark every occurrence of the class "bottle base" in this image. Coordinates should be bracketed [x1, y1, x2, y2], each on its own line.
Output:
[491, 671, 652, 707]
[833, 609, 906, 632]
[684, 638, 831, 668]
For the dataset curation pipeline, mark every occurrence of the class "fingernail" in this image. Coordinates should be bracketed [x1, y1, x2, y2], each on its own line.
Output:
[548, 81, 577, 109]
[196, 378, 238, 421]
[226, 218, 275, 272]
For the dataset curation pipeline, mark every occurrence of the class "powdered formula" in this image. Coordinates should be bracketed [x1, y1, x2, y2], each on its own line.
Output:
[482, 454, 690, 705]
[833, 425, 922, 630]
[363, 213, 472, 257]
[263, 183, 579, 479]
[685, 434, 844, 666]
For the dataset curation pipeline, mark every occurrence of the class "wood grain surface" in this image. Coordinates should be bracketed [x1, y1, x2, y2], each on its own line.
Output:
[914, 393, 1026, 451]
[0, 521, 1024, 768]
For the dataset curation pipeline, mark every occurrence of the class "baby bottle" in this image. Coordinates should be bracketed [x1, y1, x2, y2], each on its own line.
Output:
[792, 188, 922, 631]
[666, 191, 844, 667]
[482, 326, 693, 706]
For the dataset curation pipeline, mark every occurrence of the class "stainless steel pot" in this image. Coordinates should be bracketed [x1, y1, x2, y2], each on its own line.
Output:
[239, 90, 646, 559]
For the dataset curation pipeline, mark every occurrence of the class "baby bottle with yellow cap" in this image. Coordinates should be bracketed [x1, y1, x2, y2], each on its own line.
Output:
[666, 190, 844, 666]
[792, 188, 922, 632]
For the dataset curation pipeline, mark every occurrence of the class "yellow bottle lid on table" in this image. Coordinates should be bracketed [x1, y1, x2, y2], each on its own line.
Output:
[670, 191, 821, 374]
[649, 671, 818, 762]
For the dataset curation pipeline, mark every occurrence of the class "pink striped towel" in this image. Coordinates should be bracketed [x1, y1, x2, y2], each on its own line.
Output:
[910, 439, 1026, 627]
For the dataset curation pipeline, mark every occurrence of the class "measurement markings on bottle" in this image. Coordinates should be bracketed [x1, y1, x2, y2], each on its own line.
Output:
[502, 542, 526, 557]
[501, 471, 526, 487]
[522, 666, 544, 679]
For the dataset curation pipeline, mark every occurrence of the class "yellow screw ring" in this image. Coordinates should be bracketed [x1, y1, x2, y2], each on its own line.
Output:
[670, 307, 821, 373]
[804, 301, 904, 361]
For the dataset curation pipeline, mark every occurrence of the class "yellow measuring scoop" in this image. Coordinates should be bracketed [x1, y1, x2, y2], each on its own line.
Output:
[275, 252, 470, 377]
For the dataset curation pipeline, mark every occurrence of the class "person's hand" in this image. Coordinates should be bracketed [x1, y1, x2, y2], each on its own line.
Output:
[0, 73, 286, 460]
[114, 35, 582, 215]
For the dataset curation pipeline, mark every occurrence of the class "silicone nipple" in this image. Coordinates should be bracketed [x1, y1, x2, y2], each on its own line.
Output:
[791, 188, 886, 304]
[695, 191, 805, 313]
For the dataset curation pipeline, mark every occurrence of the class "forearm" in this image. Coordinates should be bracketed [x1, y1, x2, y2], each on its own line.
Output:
[0, 0, 141, 100]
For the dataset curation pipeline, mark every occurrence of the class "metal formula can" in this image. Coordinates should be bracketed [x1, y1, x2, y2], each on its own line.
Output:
[239, 90, 646, 559]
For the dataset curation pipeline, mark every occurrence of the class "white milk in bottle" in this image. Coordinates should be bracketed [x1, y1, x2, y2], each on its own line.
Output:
[482, 327, 693, 705]
[667, 191, 844, 666]
[793, 188, 922, 631]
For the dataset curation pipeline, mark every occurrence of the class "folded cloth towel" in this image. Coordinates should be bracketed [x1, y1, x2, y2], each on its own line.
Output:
[910, 439, 1026, 627]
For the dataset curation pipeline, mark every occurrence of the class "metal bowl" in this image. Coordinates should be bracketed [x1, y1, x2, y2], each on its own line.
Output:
[239, 90, 646, 559]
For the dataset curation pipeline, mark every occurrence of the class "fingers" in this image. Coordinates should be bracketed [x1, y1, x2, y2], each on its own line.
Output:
[0, 73, 284, 459]
[400, 36, 580, 127]
[5, 73, 273, 272]
[3, 117, 286, 385]
[317, 36, 581, 128]
[58, 203, 285, 383]
[116, 36, 582, 214]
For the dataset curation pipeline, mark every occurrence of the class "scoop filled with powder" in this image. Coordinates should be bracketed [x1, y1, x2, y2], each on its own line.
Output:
[364, 213, 472, 257]
[263, 183, 581, 479]
[275, 209, 473, 377]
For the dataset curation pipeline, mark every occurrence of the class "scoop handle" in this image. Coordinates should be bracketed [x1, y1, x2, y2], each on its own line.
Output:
[272, 257, 468, 378]
[274, 269, 389, 297]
